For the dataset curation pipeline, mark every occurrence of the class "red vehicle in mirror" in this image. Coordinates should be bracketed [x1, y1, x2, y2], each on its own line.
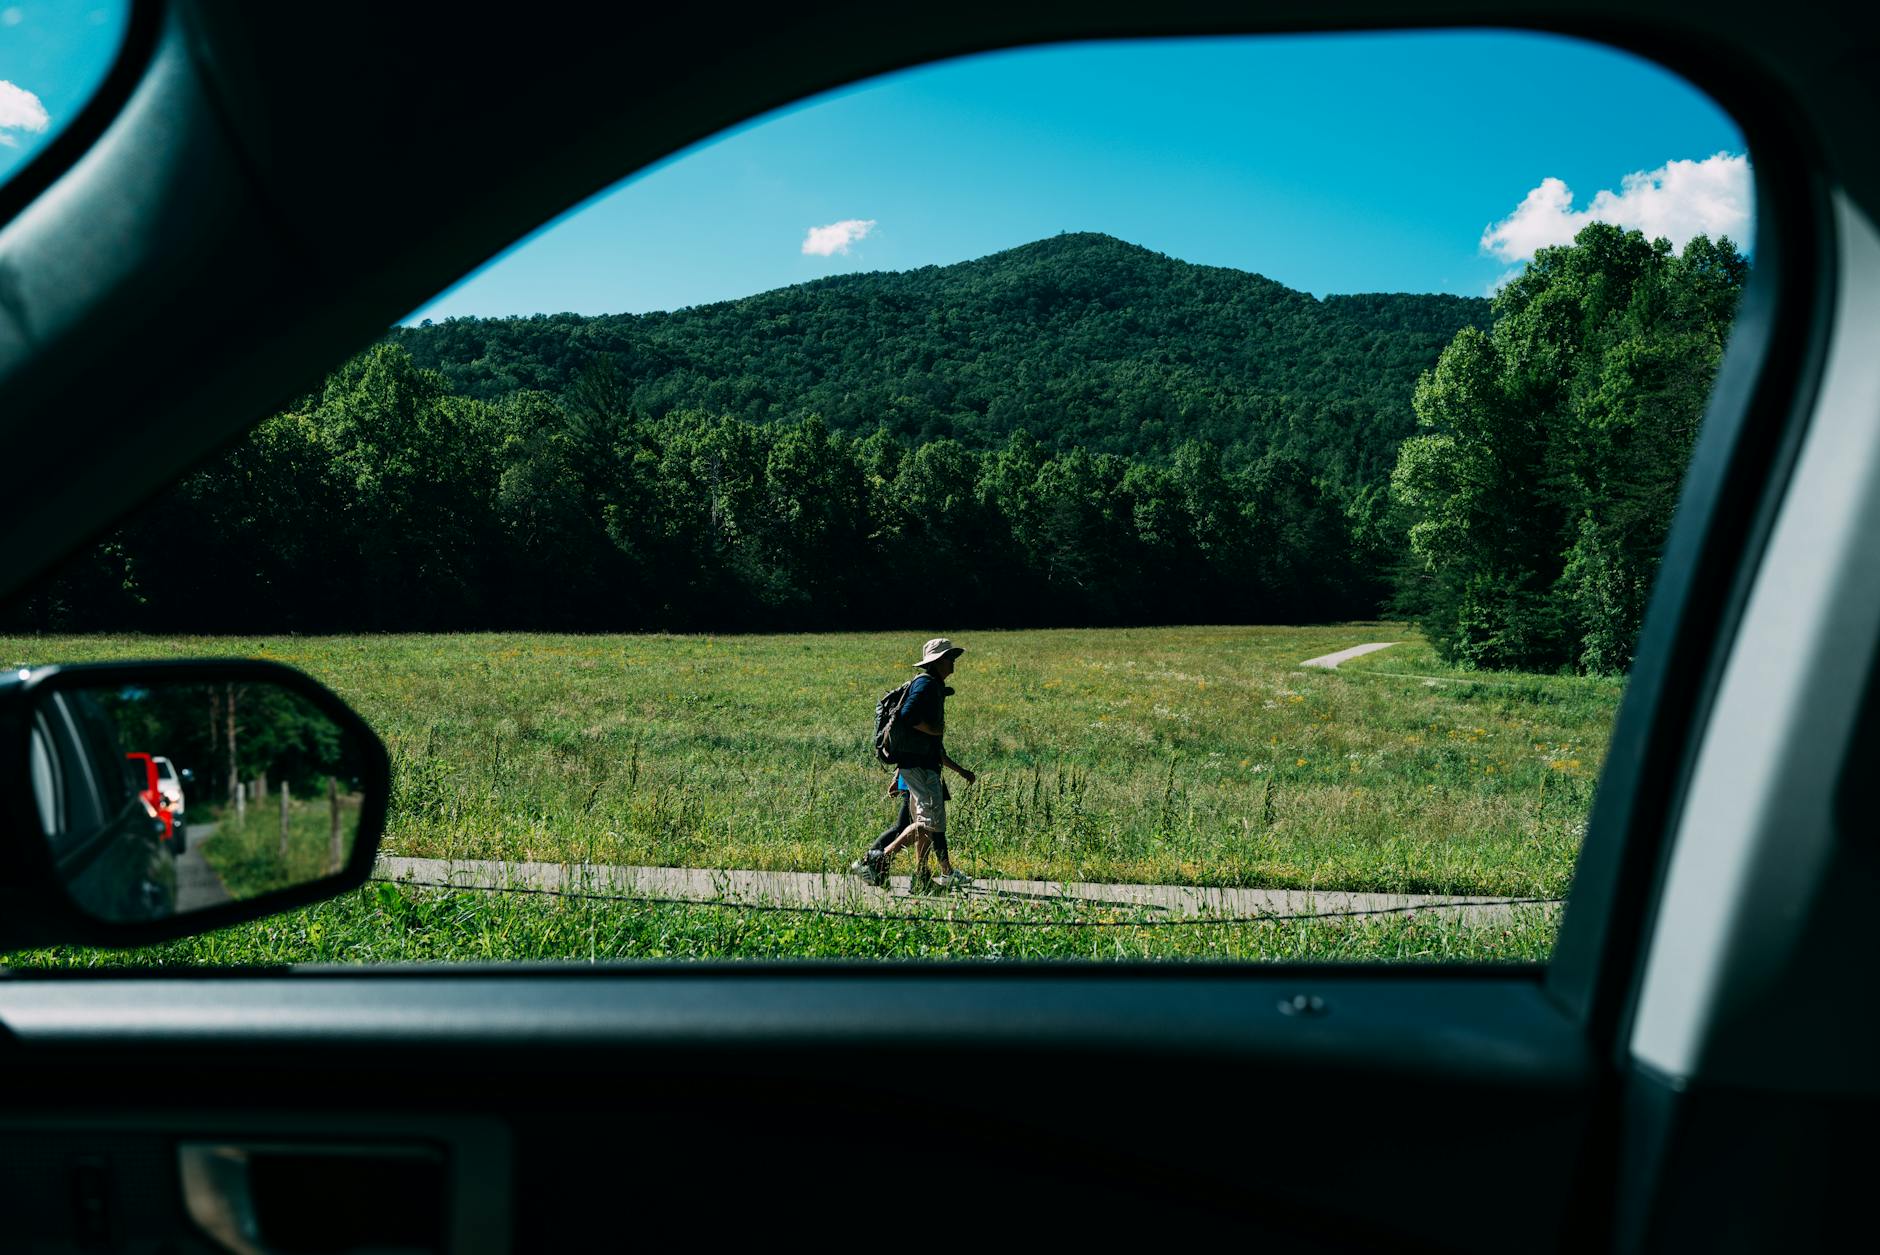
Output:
[124, 752, 175, 849]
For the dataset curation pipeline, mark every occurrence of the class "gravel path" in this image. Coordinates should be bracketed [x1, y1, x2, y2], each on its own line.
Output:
[373, 856, 1554, 923]
[1299, 642, 1398, 669]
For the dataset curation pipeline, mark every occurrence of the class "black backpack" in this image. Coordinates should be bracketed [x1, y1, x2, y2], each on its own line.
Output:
[872, 680, 913, 768]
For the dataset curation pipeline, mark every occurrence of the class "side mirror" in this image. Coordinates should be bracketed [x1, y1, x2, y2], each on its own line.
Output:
[0, 659, 389, 949]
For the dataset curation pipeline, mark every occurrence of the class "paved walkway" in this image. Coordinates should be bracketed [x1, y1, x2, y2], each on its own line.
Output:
[1300, 642, 1398, 669]
[373, 856, 1553, 923]
[174, 822, 232, 913]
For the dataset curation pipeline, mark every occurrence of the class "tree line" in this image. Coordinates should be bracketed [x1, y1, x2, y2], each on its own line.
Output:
[1390, 224, 1747, 672]
[5, 346, 1373, 632]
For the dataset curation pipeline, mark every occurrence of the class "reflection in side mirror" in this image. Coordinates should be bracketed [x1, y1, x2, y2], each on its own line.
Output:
[23, 670, 379, 927]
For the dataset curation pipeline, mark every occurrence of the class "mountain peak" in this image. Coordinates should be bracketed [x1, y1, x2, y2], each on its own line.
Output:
[1003, 231, 1153, 254]
[390, 239, 1491, 464]
[973, 232, 1175, 268]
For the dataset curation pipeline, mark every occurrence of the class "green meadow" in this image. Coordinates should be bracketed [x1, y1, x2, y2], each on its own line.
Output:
[1, 626, 1620, 965]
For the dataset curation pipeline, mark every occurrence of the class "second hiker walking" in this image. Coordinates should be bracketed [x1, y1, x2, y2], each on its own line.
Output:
[854, 637, 978, 891]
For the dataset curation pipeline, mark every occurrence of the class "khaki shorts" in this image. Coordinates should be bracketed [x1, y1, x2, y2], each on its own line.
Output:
[900, 766, 946, 835]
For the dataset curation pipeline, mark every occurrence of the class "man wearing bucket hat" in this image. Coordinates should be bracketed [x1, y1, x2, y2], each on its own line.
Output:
[853, 637, 977, 891]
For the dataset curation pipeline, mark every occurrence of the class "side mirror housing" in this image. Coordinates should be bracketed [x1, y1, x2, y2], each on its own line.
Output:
[0, 659, 389, 950]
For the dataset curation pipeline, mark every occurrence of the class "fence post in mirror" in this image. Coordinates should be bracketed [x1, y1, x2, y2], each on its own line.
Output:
[0, 660, 391, 950]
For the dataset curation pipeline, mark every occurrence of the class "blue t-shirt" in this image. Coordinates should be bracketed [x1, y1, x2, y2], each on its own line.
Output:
[895, 673, 946, 768]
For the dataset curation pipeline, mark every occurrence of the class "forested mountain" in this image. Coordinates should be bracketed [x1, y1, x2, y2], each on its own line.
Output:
[390, 233, 1490, 488]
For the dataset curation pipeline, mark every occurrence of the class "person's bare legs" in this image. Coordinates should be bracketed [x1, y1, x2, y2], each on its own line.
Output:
[930, 830, 954, 877]
[881, 821, 925, 863]
[880, 822, 944, 880]
[883, 767, 949, 883]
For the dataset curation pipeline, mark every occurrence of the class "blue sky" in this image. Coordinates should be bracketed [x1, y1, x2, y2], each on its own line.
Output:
[0, 3, 127, 181]
[407, 31, 1748, 320]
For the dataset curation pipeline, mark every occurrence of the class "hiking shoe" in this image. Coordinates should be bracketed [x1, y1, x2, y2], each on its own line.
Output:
[935, 869, 974, 891]
[850, 852, 888, 887]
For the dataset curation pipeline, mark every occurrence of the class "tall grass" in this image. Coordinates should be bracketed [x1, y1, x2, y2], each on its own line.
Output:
[7, 882, 1561, 965]
[1, 625, 1613, 965]
[1, 625, 1614, 896]
[198, 795, 361, 899]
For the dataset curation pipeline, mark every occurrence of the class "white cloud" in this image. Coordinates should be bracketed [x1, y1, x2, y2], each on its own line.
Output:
[0, 79, 50, 149]
[1481, 152, 1753, 265]
[802, 218, 877, 257]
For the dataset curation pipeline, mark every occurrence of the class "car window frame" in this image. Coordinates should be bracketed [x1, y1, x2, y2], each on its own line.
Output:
[1530, 33, 1832, 1050]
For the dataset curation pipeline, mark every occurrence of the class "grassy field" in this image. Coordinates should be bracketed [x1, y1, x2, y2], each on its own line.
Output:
[198, 795, 362, 900]
[0, 625, 1620, 965]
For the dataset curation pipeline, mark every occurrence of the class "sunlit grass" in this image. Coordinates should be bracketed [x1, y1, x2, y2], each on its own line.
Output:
[1, 624, 1616, 900]
[6, 881, 1561, 965]
[198, 796, 361, 900]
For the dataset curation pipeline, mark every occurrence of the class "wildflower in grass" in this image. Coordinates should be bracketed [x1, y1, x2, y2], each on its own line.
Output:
[1296, 758, 1308, 767]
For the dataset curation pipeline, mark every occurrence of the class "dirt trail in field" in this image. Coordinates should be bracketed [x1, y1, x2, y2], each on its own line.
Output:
[372, 856, 1554, 923]
[1299, 642, 1398, 669]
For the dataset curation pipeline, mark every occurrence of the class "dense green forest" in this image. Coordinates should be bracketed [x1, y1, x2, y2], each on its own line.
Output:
[1391, 224, 1747, 672]
[2, 228, 1744, 672]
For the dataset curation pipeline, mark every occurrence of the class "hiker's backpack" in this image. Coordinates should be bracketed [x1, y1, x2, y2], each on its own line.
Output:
[872, 680, 914, 768]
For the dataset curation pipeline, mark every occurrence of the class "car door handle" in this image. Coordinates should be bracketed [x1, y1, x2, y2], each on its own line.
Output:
[179, 1141, 448, 1254]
